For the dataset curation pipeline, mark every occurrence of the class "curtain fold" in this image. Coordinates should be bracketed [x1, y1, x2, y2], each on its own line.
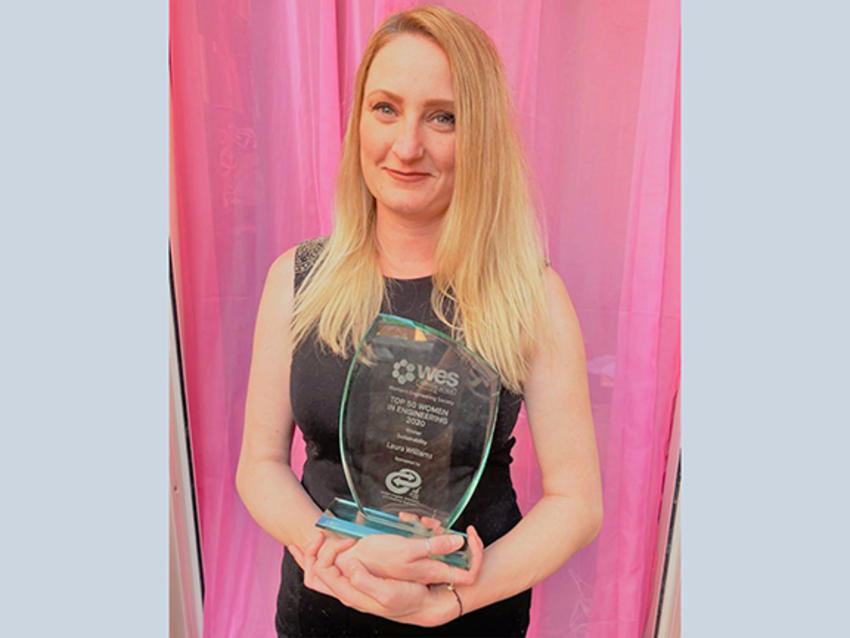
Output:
[170, 1, 680, 636]
[588, 0, 680, 633]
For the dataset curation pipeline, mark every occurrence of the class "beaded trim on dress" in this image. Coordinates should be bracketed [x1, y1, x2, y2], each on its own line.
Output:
[294, 236, 328, 276]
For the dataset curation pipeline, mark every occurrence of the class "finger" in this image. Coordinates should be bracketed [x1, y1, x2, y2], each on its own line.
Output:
[334, 544, 368, 579]
[310, 537, 358, 600]
[306, 530, 325, 557]
[347, 564, 399, 609]
[419, 533, 465, 557]
[469, 525, 485, 552]
[304, 545, 316, 576]
[335, 551, 362, 579]
[463, 526, 485, 584]
[420, 557, 475, 587]
[287, 544, 306, 570]
[314, 545, 341, 582]
[303, 569, 334, 597]
[319, 563, 389, 615]
[408, 557, 459, 585]
[434, 527, 483, 586]
[303, 545, 334, 597]
[398, 511, 420, 523]
[317, 536, 357, 571]
[420, 516, 444, 533]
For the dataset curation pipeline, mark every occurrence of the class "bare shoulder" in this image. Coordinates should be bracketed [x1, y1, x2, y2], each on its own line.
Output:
[542, 265, 570, 304]
[268, 245, 297, 281]
[252, 246, 298, 327]
[541, 266, 582, 341]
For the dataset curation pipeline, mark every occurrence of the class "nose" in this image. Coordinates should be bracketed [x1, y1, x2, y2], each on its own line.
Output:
[391, 119, 425, 164]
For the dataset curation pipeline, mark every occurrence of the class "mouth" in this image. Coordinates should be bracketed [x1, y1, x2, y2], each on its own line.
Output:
[383, 167, 431, 182]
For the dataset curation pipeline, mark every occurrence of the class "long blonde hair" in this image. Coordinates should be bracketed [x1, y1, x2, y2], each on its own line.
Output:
[291, 5, 550, 394]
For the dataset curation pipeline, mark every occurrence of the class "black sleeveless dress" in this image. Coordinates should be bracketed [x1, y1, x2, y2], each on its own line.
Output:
[276, 238, 532, 637]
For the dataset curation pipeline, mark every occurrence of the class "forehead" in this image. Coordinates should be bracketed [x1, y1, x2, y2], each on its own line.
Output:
[364, 33, 454, 101]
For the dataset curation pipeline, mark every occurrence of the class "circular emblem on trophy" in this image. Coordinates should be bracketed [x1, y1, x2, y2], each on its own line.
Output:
[384, 468, 422, 495]
[391, 359, 416, 385]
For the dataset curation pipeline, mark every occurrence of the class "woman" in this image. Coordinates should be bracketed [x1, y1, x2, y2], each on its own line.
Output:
[237, 6, 602, 637]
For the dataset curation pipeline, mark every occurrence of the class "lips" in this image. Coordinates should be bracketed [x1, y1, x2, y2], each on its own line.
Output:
[383, 167, 431, 182]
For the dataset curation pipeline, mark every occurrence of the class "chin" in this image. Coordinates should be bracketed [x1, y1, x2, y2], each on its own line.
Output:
[389, 203, 443, 219]
[380, 195, 433, 216]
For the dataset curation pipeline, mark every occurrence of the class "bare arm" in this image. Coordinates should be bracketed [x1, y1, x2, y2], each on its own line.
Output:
[455, 267, 603, 613]
[235, 247, 321, 553]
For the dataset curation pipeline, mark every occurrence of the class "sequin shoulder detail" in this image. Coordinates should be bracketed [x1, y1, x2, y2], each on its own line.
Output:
[294, 236, 329, 277]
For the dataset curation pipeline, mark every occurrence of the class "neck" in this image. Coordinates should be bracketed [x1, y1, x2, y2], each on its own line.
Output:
[374, 206, 443, 279]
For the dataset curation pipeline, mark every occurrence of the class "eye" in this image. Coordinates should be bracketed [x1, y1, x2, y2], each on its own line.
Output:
[431, 111, 456, 129]
[372, 102, 396, 116]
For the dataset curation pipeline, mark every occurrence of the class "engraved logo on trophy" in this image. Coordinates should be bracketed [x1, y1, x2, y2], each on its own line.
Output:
[385, 468, 422, 495]
[391, 360, 416, 385]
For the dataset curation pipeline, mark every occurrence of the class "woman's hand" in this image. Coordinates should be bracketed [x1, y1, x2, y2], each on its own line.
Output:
[306, 531, 460, 627]
[295, 531, 350, 597]
[334, 525, 485, 587]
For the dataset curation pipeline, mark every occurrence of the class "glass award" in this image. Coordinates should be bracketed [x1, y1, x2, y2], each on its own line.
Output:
[316, 313, 501, 568]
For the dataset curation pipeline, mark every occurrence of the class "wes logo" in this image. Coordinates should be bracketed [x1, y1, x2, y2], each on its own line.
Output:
[416, 364, 460, 388]
[391, 358, 459, 388]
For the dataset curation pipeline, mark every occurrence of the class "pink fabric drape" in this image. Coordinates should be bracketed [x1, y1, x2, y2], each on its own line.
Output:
[170, 1, 680, 636]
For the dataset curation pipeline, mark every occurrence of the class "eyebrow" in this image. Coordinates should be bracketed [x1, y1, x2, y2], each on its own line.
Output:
[366, 89, 455, 110]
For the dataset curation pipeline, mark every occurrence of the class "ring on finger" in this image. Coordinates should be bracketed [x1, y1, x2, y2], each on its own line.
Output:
[447, 564, 456, 590]
[425, 537, 432, 555]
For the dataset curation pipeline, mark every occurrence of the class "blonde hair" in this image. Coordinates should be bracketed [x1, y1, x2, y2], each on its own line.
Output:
[291, 5, 550, 394]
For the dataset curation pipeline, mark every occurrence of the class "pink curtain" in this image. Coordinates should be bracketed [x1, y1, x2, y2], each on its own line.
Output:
[170, 1, 680, 636]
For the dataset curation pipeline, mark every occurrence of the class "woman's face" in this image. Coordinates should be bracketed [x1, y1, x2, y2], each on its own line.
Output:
[359, 34, 456, 222]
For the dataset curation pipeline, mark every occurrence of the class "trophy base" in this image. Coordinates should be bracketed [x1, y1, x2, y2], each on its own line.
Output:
[316, 497, 470, 569]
